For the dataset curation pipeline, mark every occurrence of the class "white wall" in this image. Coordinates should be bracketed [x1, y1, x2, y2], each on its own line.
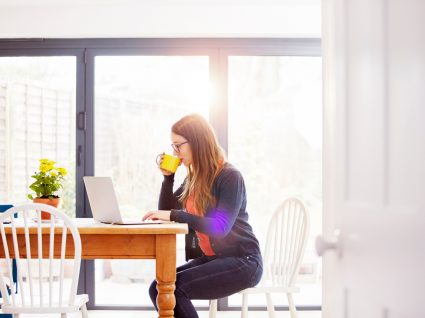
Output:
[0, 0, 320, 38]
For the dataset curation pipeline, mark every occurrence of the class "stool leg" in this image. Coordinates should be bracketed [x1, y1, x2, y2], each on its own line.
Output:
[209, 299, 217, 318]
[287, 293, 298, 318]
[266, 293, 276, 318]
[241, 293, 249, 318]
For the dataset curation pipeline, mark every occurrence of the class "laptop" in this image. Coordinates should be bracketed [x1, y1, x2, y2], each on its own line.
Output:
[83, 176, 163, 225]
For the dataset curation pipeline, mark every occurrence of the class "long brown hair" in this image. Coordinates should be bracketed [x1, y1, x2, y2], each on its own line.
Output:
[172, 114, 226, 215]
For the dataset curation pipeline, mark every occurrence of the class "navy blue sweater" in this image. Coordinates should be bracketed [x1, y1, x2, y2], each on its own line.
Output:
[158, 163, 261, 258]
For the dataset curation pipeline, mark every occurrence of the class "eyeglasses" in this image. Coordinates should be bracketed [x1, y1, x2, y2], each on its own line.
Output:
[171, 141, 188, 153]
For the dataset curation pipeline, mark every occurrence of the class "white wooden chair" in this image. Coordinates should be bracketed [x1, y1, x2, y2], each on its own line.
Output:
[209, 197, 309, 318]
[0, 203, 89, 317]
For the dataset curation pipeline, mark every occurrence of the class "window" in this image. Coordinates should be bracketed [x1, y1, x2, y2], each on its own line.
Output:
[227, 55, 322, 308]
[0, 55, 77, 297]
[0, 39, 321, 311]
[0, 56, 76, 217]
[93, 55, 209, 306]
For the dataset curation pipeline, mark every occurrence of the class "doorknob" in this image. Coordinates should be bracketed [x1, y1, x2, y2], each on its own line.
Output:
[315, 231, 342, 257]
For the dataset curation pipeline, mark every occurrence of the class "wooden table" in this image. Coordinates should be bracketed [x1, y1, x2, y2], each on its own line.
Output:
[0, 218, 188, 318]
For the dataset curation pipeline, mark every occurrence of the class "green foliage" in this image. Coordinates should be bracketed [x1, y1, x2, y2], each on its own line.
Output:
[27, 159, 68, 199]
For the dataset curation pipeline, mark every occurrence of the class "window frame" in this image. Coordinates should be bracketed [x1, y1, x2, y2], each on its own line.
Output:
[0, 38, 321, 312]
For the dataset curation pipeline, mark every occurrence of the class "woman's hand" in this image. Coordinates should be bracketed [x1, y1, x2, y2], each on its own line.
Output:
[143, 210, 171, 221]
[157, 153, 174, 176]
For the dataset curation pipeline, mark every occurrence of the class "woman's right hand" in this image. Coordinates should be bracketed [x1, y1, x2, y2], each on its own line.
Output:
[157, 153, 174, 176]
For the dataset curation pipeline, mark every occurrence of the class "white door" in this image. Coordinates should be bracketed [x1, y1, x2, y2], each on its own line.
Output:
[320, 0, 425, 317]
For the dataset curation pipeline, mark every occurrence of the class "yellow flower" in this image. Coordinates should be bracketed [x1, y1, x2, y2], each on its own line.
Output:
[40, 163, 54, 172]
[39, 164, 50, 173]
[57, 167, 67, 176]
[29, 158, 68, 200]
[40, 159, 55, 166]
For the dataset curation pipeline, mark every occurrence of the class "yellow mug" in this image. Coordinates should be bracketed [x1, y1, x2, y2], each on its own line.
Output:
[156, 153, 181, 173]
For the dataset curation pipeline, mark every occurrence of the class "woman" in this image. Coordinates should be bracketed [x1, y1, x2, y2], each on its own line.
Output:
[143, 114, 262, 318]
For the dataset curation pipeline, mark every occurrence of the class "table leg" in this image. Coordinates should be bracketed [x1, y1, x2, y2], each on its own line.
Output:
[156, 234, 176, 318]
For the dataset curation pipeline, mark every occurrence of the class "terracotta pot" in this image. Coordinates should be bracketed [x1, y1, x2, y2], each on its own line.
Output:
[33, 197, 61, 220]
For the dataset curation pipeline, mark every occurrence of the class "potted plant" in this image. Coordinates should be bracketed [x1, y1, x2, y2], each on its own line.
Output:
[27, 158, 68, 220]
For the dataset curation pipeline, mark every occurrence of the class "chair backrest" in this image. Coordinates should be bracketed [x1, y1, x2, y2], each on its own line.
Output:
[0, 203, 82, 308]
[263, 197, 309, 287]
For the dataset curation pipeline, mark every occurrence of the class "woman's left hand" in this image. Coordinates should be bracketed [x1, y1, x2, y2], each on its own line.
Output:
[142, 210, 171, 221]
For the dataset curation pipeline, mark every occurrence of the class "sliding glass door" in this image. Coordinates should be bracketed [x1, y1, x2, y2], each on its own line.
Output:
[89, 51, 322, 310]
[227, 55, 322, 308]
[0, 52, 82, 296]
[0, 55, 78, 217]
[0, 38, 321, 312]
[92, 53, 210, 307]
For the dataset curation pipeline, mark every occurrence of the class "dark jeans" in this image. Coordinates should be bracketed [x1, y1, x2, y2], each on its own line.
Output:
[149, 253, 263, 318]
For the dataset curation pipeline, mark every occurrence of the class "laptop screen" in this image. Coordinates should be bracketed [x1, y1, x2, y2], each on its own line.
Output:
[83, 176, 123, 224]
